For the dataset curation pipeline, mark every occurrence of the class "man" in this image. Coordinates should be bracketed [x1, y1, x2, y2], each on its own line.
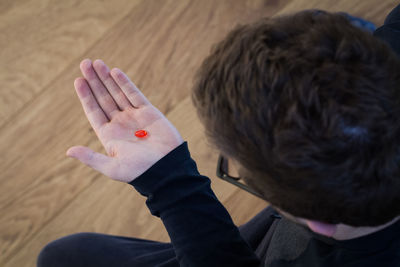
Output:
[38, 7, 400, 267]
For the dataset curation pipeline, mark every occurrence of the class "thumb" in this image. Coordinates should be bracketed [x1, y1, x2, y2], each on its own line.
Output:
[66, 146, 114, 176]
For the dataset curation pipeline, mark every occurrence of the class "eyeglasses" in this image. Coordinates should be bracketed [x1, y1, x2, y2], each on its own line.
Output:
[216, 155, 265, 199]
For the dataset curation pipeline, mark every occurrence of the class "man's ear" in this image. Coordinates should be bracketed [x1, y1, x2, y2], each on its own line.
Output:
[306, 220, 338, 237]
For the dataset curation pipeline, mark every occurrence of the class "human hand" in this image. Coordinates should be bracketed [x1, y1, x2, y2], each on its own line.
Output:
[67, 59, 184, 183]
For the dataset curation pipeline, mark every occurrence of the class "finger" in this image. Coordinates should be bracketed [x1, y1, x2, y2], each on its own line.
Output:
[74, 77, 108, 131]
[110, 68, 150, 108]
[80, 59, 120, 120]
[93, 59, 132, 110]
[66, 146, 116, 177]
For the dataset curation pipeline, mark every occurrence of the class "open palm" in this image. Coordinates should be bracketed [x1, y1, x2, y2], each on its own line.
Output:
[67, 59, 183, 182]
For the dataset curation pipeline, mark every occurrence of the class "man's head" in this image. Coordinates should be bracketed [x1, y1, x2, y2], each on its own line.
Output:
[191, 10, 400, 227]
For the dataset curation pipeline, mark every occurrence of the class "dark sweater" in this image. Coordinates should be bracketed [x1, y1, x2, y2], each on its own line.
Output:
[130, 142, 400, 266]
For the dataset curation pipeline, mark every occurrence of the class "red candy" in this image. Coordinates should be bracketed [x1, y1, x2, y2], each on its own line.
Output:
[135, 130, 148, 138]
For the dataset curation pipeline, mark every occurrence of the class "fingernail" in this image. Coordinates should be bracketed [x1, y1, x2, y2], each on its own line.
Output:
[80, 59, 92, 70]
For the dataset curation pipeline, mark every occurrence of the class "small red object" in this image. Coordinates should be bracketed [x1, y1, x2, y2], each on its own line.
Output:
[135, 130, 148, 138]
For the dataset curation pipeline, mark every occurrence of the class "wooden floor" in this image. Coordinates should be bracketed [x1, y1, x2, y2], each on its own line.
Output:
[0, 0, 397, 266]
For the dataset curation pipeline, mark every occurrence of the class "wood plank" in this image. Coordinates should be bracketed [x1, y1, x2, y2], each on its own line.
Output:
[4, 178, 169, 267]
[0, 0, 288, 264]
[3, 0, 399, 265]
[0, 0, 142, 126]
[277, 0, 396, 25]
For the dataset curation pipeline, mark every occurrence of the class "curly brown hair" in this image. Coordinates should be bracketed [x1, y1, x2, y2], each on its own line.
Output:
[191, 10, 400, 226]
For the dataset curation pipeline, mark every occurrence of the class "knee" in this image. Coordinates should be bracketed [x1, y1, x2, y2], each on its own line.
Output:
[37, 233, 96, 267]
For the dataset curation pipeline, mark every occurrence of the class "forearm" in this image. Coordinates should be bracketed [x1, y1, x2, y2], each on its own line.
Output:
[130, 142, 260, 266]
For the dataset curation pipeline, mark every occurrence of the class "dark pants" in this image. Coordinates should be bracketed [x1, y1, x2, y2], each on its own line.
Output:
[37, 6, 400, 267]
[36, 206, 277, 267]
[37, 233, 179, 267]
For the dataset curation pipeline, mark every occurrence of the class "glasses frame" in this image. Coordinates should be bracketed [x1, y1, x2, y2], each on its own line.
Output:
[216, 155, 265, 199]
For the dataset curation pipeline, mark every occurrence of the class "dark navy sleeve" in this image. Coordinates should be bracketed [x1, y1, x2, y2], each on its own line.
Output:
[129, 141, 260, 267]
[373, 4, 400, 57]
